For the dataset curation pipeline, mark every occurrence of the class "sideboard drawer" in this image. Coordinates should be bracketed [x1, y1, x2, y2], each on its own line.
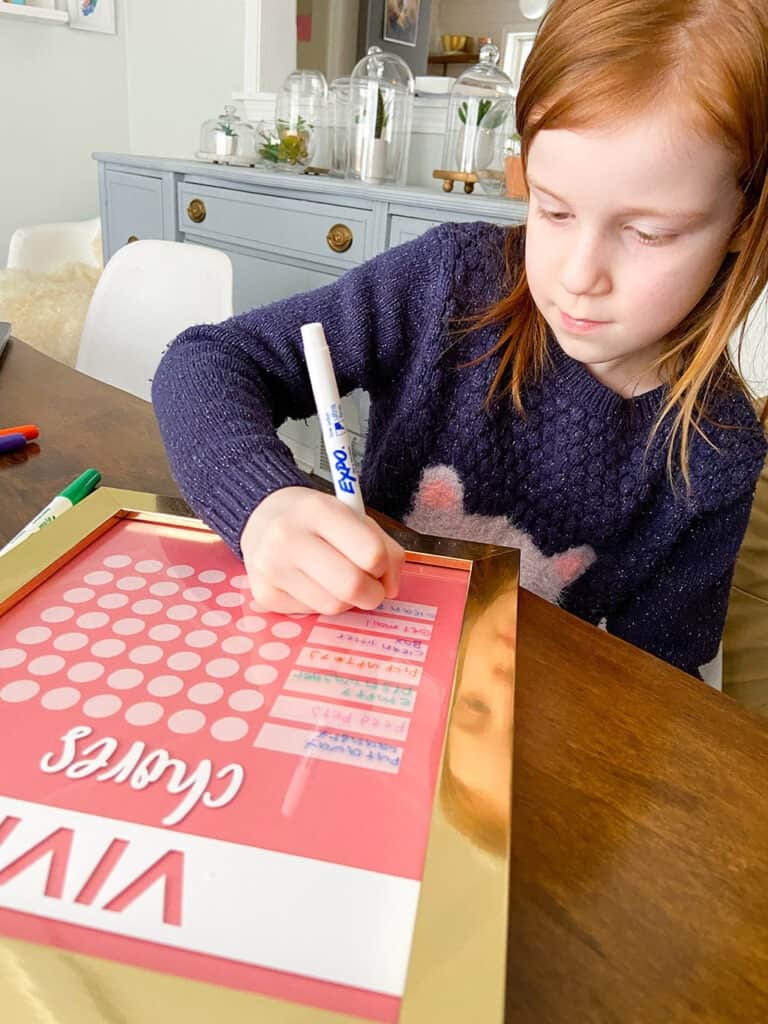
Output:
[104, 170, 165, 252]
[178, 184, 374, 268]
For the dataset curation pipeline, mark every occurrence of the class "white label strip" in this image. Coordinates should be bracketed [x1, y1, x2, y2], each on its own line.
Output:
[0, 796, 418, 995]
[296, 647, 423, 685]
[319, 610, 433, 640]
[270, 694, 411, 742]
[255, 723, 402, 773]
[377, 599, 437, 621]
[308, 626, 428, 663]
[284, 670, 417, 712]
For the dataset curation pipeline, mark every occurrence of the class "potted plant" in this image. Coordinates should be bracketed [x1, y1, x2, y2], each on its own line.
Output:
[214, 120, 238, 157]
[258, 116, 313, 169]
[361, 86, 390, 184]
[504, 131, 527, 199]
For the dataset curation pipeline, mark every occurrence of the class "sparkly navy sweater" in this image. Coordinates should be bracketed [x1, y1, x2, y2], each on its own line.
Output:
[152, 222, 766, 677]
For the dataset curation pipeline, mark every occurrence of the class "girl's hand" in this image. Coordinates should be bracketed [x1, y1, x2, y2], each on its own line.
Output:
[241, 487, 405, 615]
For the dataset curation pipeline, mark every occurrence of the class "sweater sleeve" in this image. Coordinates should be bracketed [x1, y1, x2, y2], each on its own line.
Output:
[151, 223, 456, 555]
[604, 491, 756, 678]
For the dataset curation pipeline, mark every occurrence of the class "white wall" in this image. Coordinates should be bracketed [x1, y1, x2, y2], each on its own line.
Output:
[124, 0, 247, 158]
[0, 7, 129, 264]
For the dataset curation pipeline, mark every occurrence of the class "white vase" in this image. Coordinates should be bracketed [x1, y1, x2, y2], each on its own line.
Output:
[361, 137, 389, 184]
[214, 132, 237, 156]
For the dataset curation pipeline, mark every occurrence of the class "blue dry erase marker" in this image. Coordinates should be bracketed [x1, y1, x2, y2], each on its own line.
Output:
[301, 322, 365, 516]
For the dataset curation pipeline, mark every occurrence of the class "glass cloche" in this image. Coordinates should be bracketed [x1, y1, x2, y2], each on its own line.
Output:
[261, 70, 328, 172]
[198, 105, 258, 164]
[346, 46, 414, 186]
[328, 77, 352, 177]
[472, 97, 522, 196]
[439, 44, 516, 187]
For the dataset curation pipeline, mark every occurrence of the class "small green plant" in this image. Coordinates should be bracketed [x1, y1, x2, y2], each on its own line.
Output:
[216, 122, 238, 137]
[259, 116, 313, 165]
[375, 87, 389, 139]
[458, 98, 493, 126]
[504, 130, 522, 157]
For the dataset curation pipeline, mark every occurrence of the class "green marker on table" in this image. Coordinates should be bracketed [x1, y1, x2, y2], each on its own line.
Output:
[0, 469, 101, 557]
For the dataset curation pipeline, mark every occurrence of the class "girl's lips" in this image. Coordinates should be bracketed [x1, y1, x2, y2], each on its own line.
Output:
[560, 309, 610, 333]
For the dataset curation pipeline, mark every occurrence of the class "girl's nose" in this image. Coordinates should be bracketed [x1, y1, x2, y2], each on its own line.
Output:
[559, 230, 612, 298]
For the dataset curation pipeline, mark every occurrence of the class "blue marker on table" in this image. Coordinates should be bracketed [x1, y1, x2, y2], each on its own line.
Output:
[300, 322, 365, 516]
[0, 432, 27, 455]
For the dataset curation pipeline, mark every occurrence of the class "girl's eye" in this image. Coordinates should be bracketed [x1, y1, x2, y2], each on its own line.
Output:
[537, 207, 570, 223]
[629, 226, 675, 247]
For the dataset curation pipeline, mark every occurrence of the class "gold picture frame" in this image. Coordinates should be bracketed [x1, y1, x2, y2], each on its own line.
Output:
[0, 488, 519, 1024]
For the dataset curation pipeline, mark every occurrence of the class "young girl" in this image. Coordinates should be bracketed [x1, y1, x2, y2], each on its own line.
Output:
[153, 0, 768, 679]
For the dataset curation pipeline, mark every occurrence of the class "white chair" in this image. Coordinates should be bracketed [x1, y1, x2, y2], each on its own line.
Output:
[75, 239, 233, 401]
[7, 217, 102, 272]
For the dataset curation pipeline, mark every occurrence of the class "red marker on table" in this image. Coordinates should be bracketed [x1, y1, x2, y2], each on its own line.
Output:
[0, 433, 28, 455]
[0, 424, 39, 441]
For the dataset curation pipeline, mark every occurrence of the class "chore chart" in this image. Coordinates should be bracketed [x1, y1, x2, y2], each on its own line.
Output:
[0, 516, 470, 1023]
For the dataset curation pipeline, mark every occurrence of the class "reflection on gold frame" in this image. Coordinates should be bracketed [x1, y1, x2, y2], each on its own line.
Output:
[0, 488, 519, 1024]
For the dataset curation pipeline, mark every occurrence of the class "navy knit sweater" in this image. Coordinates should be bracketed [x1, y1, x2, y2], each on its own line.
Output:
[152, 222, 767, 677]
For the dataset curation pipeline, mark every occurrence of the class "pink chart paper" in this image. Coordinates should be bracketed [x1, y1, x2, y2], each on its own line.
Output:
[0, 520, 469, 1022]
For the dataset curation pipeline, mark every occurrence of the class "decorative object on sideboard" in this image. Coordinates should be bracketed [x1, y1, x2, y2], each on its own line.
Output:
[67, 0, 115, 33]
[505, 146, 528, 200]
[472, 101, 523, 197]
[196, 105, 258, 166]
[441, 33, 467, 54]
[433, 44, 515, 194]
[328, 77, 351, 176]
[263, 70, 328, 173]
[347, 46, 414, 187]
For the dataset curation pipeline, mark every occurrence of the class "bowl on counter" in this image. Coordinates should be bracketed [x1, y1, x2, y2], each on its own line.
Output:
[441, 34, 468, 53]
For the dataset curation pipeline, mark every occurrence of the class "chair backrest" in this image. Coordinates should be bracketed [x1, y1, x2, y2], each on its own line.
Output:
[7, 217, 102, 272]
[75, 240, 233, 401]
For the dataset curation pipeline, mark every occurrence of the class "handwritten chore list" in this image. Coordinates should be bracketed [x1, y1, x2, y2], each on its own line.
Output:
[0, 518, 469, 1022]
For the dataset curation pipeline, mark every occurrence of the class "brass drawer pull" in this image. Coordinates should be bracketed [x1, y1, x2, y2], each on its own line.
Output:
[327, 223, 353, 253]
[127, 235, 139, 244]
[187, 198, 207, 223]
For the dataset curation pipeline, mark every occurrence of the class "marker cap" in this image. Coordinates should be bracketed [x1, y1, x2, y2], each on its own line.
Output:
[61, 468, 101, 505]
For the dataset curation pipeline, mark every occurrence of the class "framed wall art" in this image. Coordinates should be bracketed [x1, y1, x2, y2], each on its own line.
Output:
[383, 0, 420, 48]
[67, 0, 116, 34]
[0, 488, 518, 1023]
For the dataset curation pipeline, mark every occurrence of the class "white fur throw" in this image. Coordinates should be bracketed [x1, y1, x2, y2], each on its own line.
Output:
[0, 261, 101, 367]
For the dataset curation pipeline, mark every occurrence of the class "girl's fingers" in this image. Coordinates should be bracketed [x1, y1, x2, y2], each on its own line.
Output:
[315, 509, 398, 582]
[291, 534, 387, 610]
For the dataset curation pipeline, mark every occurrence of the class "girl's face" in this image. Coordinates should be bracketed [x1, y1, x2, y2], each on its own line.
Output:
[524, 103, 744, 397]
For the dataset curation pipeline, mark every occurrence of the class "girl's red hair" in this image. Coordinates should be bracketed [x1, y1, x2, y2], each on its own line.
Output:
[474, 0, 768, 482]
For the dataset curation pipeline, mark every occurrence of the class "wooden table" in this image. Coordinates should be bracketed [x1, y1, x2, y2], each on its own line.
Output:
[3, 339, 768, 1021]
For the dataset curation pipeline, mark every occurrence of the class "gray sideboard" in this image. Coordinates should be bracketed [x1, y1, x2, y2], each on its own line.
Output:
[94, 152, 528, 476]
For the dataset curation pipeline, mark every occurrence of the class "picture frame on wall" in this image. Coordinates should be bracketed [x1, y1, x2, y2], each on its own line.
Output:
[67, 0, 116, 34]
[383, 0, 421, 48]
[502, 30, 537, 90]
[0, 487, 518, 1023]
